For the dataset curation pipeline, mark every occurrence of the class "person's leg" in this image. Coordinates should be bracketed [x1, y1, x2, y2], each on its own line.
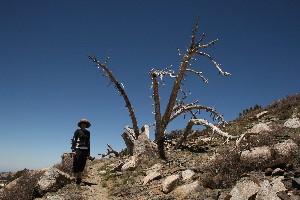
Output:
[75, 172, 82, 184]
[72, 149, 82, 183]
[76, 150, 88, 184]
[72, 172, 78, 179]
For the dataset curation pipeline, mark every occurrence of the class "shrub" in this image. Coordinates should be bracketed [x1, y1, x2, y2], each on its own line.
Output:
[208, 147, 274, 188]
[208, 128, 285, 188]
[166, 129, 185, 140]
[208, 148, 248, 188]
[267, 94, 300, 120]
[101, 181, 108, 188]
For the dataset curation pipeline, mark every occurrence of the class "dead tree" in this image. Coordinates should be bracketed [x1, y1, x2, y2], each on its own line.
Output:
[121, 131, 134, 155]
[89, 18, 239, 159]
[99, 144, 120, 158]
[149, 18, 238, 158]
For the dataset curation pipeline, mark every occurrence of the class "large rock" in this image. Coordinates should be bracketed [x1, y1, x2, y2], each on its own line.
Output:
[34, 168, 72, 197]
[182, 169, 195, 181]
[256, 111, 268, 119]
[173, 181, 201, 198]
[230, 179, 260, 200]
[272, 168, 284, 176]
[271, 177, 286, 193]
[162, 174, 180, 193]
[241, 140, 298, 162]
[292, 178, 300, 189]
[284, 118, 300, 128]
[241, 146, 272, 161]
[277, 191, 290, 200]
[256, 180, 280, 200]
[248, 123, 271, 133]
[121, 156, 136, 171]
[142, 172, 161, 185]
[273, 139, 298, 157]
[230, 177, 286, 200]
[145, 163, 163, 175]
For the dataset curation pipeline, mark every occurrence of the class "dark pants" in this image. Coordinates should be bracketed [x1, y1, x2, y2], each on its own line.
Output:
[72, 149, 89, 173]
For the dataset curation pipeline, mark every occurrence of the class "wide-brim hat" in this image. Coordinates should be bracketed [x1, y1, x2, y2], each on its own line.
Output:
[77, 119, 91, 128]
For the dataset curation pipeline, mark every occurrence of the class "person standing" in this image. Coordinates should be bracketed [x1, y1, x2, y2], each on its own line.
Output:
[71, 119, 91, 185]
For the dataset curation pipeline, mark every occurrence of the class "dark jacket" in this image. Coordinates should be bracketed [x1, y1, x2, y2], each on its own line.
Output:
[71, 129, 90, 156]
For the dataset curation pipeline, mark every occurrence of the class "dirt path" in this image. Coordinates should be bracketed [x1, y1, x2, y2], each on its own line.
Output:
[80, 159, 111, 200]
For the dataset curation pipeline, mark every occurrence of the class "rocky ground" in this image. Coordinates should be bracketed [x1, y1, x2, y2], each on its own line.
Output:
[1, 94, 300, 200]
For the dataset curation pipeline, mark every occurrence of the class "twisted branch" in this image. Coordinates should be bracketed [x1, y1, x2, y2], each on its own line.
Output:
[150, 66, 177, 86]
[170, 104, 225, 123]
[197, 52, 231, 76]
[197, 32, 206, 46]
[186, 68, 208, 83]
[191, 119, 238, 140]
[89, 55, 139, 138]
[199, 39, 219, 49]
[99, 144, 119, 157]
[190, 16, 200, 47]
[174, 118, 238, 149]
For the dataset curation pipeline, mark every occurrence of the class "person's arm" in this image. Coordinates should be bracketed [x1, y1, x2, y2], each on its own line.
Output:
[87, 131, 95, 160]
[87, 131, 91, 157]
[71, 130, 78, 153]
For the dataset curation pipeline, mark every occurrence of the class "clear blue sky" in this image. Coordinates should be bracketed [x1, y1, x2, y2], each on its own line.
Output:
[1, 0, 299, 172]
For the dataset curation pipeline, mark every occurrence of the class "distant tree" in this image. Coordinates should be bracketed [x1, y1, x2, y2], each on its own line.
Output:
[254, 104, 262, 110]
[239, 104, 263, 117]
[89, 18, 238, 159]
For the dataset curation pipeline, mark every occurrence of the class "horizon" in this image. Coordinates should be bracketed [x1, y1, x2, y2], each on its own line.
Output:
[1, 0, 299, 172]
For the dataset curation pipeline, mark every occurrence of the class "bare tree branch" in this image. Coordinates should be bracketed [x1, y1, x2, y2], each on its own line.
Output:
[189, 110, 198, 119]
[177, 48, 185, 57]
[176, 88, 190, 105]
[170, 104, 225, 123]
[199, 39, 219, 49]
[186, 68, 208, 83]
[174, 120, 194, 149]
[234, 131, 259, 150]
[190, 16, 200, 47]
[196, 52, 231, 76]
[89, 55, 140, 138]
[99, 144, 119, 157]
[190, 119, 238, 140]
[196, 32, 206, 46]
[150, 66, 177, 84]
[174, 118, 238, 149]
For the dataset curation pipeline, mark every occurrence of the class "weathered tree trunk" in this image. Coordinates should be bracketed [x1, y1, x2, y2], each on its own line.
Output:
[155, 127, 166, 159]
[121, 132, 134, 156]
